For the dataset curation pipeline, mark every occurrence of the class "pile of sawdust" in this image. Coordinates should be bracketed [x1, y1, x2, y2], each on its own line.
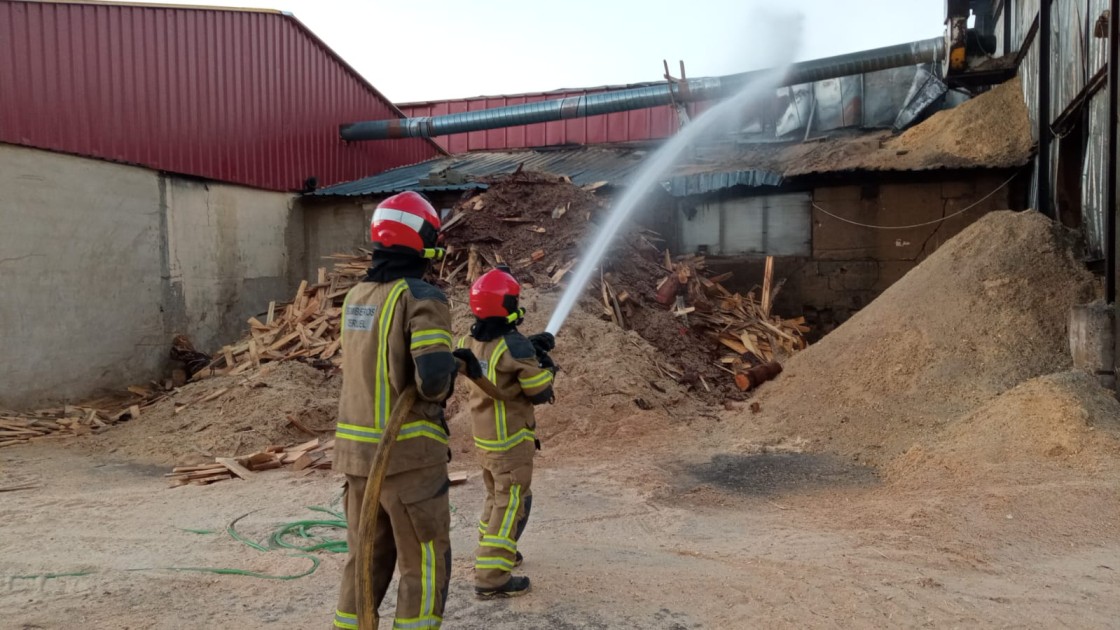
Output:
[444, 287, 696, 458]
[886, 371, 1120, 486]
[741, 210, 1096, 464]
[82, 362, 340, 465]
[884, 76, 1032, 169]
[770, 77, 1030, 179]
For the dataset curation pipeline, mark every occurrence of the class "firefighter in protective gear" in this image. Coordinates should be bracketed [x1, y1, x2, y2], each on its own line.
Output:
[332, 191, 458, 630]
[457, 267, 557, 599]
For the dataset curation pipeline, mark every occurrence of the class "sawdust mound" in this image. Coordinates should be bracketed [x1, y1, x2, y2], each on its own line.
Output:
[885, 371, 1120, 486]
[443, 287, 696, 458]
[743, 210, 1096, 463]
[782, 76, 1032, 176]
[82, 362, 340, 465]
[885, 76, 1032, 169]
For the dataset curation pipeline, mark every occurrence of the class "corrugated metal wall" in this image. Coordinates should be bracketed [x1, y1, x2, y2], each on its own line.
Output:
[0, 1, 440, 191]
[1001, 0, 1114, 256]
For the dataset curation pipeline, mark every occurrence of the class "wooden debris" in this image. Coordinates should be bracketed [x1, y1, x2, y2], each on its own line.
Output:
[449, 471, 468, 485]
[655, 251, 807, 388]
[165, 436, 336, 487]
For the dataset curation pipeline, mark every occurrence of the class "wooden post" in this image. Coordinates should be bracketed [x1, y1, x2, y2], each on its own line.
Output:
[760, 256, 774, 319]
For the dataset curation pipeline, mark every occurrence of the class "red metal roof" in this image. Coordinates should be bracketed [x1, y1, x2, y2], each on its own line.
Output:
[0, 0, 443, 191]
[399, 86, 714, 153]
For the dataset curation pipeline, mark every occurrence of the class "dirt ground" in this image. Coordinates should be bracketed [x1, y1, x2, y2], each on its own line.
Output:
[4, 426, 1120, 630]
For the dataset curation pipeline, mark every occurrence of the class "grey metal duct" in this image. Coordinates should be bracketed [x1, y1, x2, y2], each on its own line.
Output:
[342, 37, 945, 141]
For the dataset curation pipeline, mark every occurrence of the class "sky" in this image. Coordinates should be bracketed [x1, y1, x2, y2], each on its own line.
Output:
[146, 0, 946, 103]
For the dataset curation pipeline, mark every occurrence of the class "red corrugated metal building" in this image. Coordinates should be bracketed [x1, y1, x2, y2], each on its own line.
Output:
[399, 87, 715, 154]
[0, 0, 443, 191]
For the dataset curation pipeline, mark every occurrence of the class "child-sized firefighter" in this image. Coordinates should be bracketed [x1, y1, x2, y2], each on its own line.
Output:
[332, 191, 459, 630]
[456, 267, 557, 599]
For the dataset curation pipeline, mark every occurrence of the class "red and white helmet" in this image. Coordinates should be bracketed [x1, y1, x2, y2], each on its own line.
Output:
[470, 268, 524, 322]
[370, 191, 444, 259]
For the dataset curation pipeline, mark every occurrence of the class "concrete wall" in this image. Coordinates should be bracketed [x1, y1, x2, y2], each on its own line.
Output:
[0, 144, 295, 407]
[295, 192, 462, 280]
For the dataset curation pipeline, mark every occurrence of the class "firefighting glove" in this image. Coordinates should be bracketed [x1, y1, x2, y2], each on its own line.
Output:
[452, 348, 484, 380]
[528, 332, 556, 355]
[538, 350, 559, 375]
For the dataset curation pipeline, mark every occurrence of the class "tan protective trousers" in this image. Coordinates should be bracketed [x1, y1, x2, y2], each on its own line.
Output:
[474, 458, 533, 588]
[334, 463, 451, 630]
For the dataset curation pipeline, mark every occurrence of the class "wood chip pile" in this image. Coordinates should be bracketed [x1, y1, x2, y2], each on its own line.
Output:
[165, 437, 334, 487]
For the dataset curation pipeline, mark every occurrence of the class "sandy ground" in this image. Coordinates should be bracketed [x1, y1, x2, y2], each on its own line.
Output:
[4, 433, 1119, 630]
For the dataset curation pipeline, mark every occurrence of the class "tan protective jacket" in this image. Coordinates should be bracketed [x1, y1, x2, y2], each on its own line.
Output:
[334, 277, 457, 477]
[459, 332, 555, 462]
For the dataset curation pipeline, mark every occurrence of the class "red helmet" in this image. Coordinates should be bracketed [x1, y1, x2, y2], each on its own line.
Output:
[370, 191, 444, 259]
[470, 268, 524, 322]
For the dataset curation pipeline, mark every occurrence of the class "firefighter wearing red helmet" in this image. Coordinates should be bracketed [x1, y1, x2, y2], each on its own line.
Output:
[456, 266, 557, 599]
[332, 191, 457, 629]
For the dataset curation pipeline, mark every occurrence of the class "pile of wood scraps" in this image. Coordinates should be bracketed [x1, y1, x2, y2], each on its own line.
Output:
[203, 254, 373, 377]
[0, 386, 169, 448]
[657, 254, 809, 390]
[165, 437, 471, 488]
[165, 437, 335, 487]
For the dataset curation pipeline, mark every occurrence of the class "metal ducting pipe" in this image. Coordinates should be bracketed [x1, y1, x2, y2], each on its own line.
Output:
[342, 37, 945, 141]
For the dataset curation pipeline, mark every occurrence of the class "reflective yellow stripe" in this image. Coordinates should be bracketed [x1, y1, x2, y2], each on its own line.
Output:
[336, 421, 448, 445]
[480, 535, 517, 553]
[499, 484, 522, 539]
[518, 370, 553, 389]
[374, 280, 408, 430]
[488, 339, 509, 440]
[457, 336, 467, 349]
[478, 520, 488, 535]
[473, 428, 536, 452]
[475, 555, 516, 571]
[340, 292, 352, 340]
[334, 609, 358, 629]
[411, 329, 452, 350]
[421, 540, 435, 617]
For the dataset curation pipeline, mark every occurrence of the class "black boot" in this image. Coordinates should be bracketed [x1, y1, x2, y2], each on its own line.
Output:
[475, 575, 531, 599]
[514, 551, 524, 567]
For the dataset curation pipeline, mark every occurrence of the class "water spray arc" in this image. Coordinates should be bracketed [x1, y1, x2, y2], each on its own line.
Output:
[543, 64, 794, 335]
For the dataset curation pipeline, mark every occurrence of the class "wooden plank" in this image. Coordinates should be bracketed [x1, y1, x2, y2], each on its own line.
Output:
[215, 457, 255, 480]
[190, 472, 234, 485]
[449, 471, 468, 485]
[285, 438, 321, 453]
[760, 255, 774, 318]
[200, 387, 231, 404]
[266, 301, 277, 325]
[293, 450, 326, 471]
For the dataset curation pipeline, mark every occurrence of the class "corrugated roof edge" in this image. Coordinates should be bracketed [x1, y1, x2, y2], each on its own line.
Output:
[12, 0, 449, 158]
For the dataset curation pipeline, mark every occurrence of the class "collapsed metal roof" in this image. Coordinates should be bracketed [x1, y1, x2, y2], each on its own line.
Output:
[313, 145, 785, 197]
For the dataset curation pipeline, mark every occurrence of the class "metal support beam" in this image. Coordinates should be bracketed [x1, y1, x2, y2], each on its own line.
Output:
[1003, 0, 1013, 56]
[1107, 0, 1118, 303]
[1038, 0, 1053, 218]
